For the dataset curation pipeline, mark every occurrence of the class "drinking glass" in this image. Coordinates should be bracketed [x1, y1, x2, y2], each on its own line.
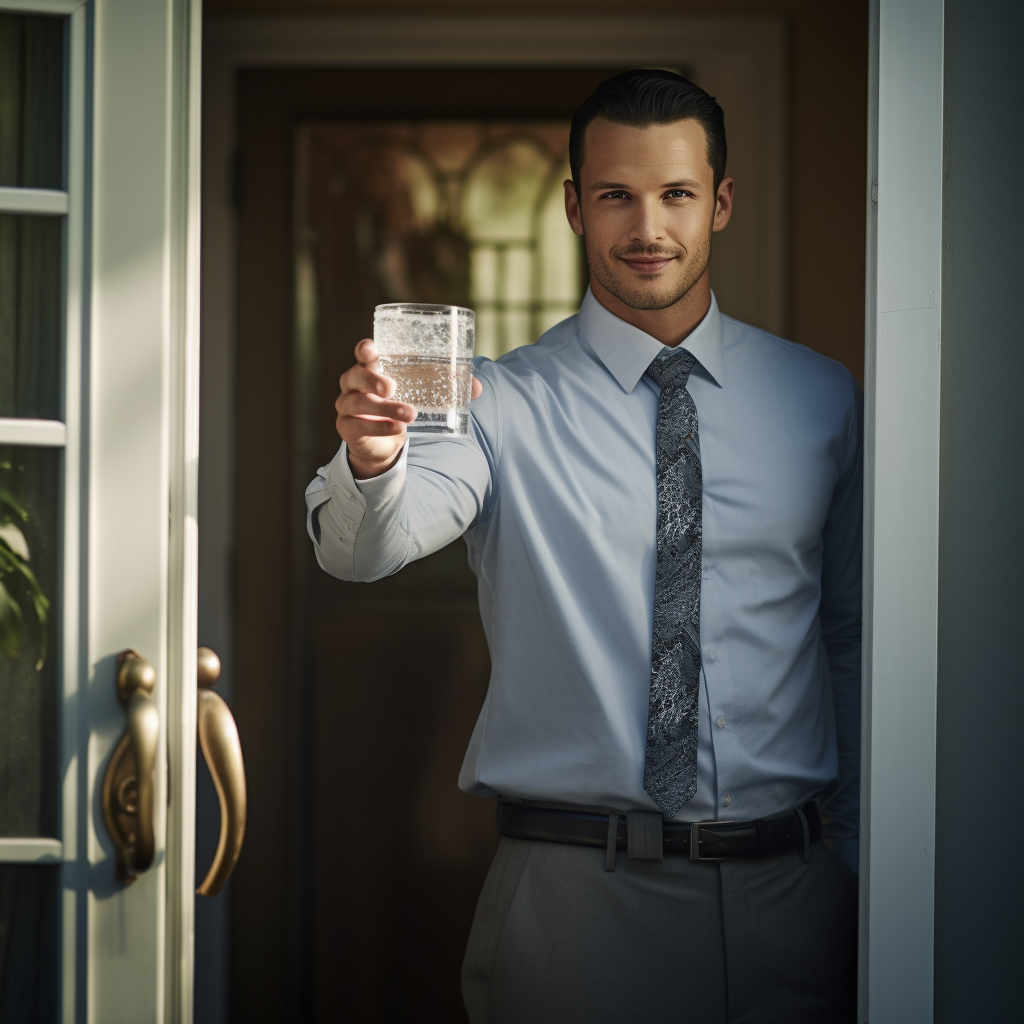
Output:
[373, 303, 475, 434]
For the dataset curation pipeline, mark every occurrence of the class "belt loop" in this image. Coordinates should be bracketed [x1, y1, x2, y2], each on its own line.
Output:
[626, 811, 664, 861]
[754, 817, 771, 857]
[605, 813, 619, 872]
[795, 805, 811, 864]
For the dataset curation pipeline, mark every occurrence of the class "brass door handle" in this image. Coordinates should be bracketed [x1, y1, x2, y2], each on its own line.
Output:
[196, 647, 247, 897]
[102, 650, 159, 883]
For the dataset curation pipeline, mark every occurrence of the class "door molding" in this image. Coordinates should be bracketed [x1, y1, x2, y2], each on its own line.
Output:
[861, 1, 944, 1022]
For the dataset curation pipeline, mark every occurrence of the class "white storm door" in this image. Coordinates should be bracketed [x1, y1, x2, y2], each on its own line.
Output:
[0, 2, 200, 1022]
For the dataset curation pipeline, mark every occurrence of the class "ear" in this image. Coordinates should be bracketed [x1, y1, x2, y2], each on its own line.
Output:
[564, 179, 585, 237]
[713, 176, 735, 233]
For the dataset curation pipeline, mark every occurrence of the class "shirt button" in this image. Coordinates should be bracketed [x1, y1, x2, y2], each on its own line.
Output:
[723, 794, 732, 807]
[707, 650, 717, 662]
[715, 716, 726, 729]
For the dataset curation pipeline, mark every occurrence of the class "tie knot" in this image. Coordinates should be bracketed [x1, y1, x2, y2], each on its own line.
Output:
[645, 350, 696, 391]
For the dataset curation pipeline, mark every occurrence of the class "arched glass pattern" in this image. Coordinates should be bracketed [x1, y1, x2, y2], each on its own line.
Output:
[299, 121, 584, 364]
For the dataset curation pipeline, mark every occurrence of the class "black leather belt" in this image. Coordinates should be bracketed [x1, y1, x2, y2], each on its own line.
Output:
[497, 801, 821, 863]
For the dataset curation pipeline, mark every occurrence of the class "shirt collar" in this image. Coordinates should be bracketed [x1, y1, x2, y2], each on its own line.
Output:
[577, 287, 724, 393]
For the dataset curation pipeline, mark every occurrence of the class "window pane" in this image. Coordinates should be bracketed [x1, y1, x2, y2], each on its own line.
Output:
[0, 215, 62, 420]
[0, 866, 59, 1023]
[0, 14, 65, 191]
[0, 446, 60, 839]
[462, 138, 550, 243]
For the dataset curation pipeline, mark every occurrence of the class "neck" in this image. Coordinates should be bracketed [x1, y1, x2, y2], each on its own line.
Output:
[589, 269, 712, 347]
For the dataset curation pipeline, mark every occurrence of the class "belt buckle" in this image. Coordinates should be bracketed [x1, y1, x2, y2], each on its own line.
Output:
[689, 819, 736, 861]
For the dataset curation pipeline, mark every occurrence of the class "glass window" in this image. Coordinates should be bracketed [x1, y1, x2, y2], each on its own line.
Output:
[0, 865, 59, 1021]
[0, 446, 59, 840]
[0, 14, 65, 191]
[0, 214, 63, 420]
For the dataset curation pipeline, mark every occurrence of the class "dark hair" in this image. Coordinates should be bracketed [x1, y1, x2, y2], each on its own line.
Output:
[569, 69, 727, 192]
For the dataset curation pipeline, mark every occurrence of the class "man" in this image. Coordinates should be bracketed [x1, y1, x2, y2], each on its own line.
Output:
[306, 70, 860, 1023]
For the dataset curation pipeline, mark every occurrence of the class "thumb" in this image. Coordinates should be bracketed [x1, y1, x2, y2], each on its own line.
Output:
[471, 376, 482, 400]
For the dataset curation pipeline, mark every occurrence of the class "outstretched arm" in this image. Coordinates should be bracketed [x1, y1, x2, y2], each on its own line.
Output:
[306, 339, 495, 582]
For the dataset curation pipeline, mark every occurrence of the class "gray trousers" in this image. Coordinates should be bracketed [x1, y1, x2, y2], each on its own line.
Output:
[462, 835, 857, 1024]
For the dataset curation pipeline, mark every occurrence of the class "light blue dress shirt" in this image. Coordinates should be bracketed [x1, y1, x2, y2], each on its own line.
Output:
[306, 290, 862, 868]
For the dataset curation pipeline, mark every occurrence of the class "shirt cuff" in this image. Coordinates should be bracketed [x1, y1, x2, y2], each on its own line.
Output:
[351, 442, 408, 509]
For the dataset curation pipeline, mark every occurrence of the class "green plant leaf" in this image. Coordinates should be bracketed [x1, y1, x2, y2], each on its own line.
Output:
[0, 579, 24, 658]
[0, 486, 29, 523]
[0, 534, 49, 668]
[0, 465, 51, 669]
[0, 523, 29, 560]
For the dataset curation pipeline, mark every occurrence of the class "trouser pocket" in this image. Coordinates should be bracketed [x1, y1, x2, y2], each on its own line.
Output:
[461, 837, 532, 1023]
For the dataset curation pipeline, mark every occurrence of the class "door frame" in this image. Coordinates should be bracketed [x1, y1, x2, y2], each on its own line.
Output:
[200, 9, 945, 1024]
[87, 1, 203, 1020]
[861, 1, 943, 1022]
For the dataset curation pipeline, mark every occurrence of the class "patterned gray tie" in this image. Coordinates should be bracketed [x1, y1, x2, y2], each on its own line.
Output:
[643, 351, 702, 818]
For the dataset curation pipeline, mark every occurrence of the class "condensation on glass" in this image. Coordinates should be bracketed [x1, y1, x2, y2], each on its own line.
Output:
[0, 14, 65, 191]
[296, 121, 585, 363]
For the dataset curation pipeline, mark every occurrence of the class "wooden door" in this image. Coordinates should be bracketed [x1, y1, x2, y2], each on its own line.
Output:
[232, 68, 619, 1024]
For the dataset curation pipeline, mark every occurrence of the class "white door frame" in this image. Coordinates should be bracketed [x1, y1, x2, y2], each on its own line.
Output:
[861, 1, 943, 1022]
[201, 10, 947, 1024]
[88, 4, 202, 1018]
[90, 1, 202, 1020]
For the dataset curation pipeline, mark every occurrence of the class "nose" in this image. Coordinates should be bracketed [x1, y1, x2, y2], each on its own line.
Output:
[629, 194, 667, 246]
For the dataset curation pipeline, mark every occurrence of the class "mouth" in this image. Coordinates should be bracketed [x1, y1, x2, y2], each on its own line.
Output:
[618, 254, 678, 274]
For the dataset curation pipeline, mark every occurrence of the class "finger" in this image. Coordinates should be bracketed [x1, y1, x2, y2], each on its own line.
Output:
[354, 338, 378, 367]
[340, 363, 396, 398]
[339, 391, 416, 422]
[338, 416, 408, 438]
[471, 375, 482, 400]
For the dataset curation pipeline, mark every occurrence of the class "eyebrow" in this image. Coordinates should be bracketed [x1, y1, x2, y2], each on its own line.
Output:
[589, 179, 703, 191]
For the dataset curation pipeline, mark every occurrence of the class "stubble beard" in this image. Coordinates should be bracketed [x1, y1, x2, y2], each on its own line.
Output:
[585, 228, 714, 312]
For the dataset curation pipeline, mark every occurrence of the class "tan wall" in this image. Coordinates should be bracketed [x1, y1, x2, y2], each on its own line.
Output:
[207, 0, 868, 379]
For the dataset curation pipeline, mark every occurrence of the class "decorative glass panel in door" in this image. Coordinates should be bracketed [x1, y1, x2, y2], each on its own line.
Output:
[297, 121, 585, 366]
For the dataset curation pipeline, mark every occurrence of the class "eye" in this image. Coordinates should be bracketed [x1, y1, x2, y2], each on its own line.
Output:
[664, 189, 693, 200]
[600, 190, 630, 200]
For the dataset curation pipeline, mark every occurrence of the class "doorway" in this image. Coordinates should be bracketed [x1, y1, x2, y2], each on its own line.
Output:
[204, 12, 866, 1020]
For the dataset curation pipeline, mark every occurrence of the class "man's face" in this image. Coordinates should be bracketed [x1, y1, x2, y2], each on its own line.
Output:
[564, 118, 733, 311]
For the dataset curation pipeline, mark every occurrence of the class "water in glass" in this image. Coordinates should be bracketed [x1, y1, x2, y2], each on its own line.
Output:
[374, 304, 475, 434]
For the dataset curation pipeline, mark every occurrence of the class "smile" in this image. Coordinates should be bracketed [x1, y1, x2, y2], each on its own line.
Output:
[619, 256, 677, 273]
